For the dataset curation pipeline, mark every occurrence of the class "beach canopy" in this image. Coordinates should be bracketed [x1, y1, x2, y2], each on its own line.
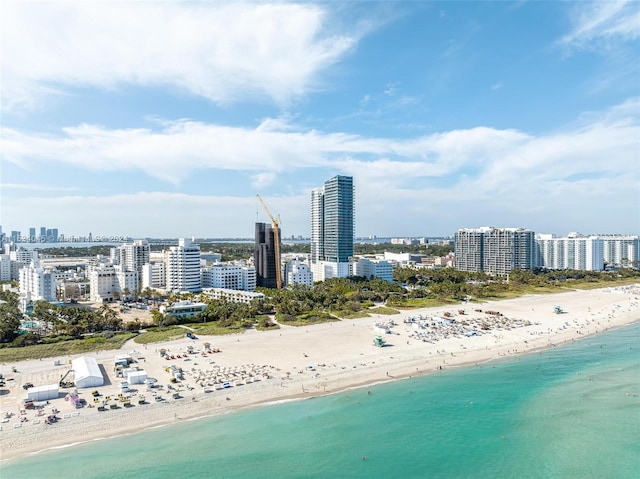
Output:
[72, 356, 104, 388]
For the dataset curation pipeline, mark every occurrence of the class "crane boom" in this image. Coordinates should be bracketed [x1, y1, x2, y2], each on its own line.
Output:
[256, 195, 282, 289]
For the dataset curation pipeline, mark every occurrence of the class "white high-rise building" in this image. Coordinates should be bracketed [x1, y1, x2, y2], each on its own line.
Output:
[601, 235, 640, 268]
[123, 240, 150, 280]
[535, 234, 604, 271]
[19, 260, 57, 303]
[141, 262, 166, 290]
[536, 233, 638, 270]
[5, 245, 39, 280]
[110, 240, 150, 290]
[310, 175, 355, 281]
[165, 238, 201, 292]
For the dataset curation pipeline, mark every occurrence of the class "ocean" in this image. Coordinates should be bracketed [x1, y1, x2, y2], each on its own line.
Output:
[3, 322, 639, 479]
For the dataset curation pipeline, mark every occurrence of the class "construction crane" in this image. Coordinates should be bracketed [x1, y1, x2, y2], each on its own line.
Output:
[256, 195, 282, 289]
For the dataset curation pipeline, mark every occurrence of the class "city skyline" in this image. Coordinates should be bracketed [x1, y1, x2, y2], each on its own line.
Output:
[1, 2, 639, 238]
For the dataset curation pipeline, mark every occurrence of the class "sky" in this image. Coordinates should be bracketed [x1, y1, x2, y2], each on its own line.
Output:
[1, 1, 639, 240]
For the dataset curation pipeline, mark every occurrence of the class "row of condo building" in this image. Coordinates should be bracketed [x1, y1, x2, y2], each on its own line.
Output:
[454, 227, 639, 275]
[8, 229, 637, 309]
[7, 237, 395, 310]
[99, 238, 393, 298]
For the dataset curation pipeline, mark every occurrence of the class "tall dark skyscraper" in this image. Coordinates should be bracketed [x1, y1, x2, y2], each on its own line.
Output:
[255, 222, 279, 288]
[310, 175, 354, 280]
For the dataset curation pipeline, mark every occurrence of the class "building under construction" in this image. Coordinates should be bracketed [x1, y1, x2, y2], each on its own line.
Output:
[254, 222, 279, 288]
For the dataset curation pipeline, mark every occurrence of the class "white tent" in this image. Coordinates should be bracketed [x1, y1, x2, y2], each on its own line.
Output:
[72, 356, 104, 388]
[27, 384, 59, 401]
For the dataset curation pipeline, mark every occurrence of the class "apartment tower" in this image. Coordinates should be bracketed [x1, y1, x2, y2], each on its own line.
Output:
[165, 238, 201, 292]
[310, 175, 354, 281]
[455, 227, 535, 276]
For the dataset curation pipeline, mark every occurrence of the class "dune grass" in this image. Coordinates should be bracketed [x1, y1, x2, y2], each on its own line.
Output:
[0, 333, 136, 363]
[368, 306, 401, 315]
[276, 311, 338, 326]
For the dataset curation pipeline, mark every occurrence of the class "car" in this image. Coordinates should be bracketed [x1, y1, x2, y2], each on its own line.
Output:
[22, 382, 34, 390]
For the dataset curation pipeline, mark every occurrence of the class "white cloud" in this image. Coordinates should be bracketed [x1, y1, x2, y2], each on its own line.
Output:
[4, 99, 638, 186]
[0, 2, 361, 110]
[2, 99, 638, 236]
[560, 0, 640, 51]
[384, 83, 399, 96]
[360, 95, 371, 107]
[0, 183, 80, 192]
[251, 172, 277, 190]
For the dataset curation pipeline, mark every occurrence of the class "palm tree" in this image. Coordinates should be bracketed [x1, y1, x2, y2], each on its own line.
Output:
[141, 287, 152, 301]
[150, 309, 166, 329]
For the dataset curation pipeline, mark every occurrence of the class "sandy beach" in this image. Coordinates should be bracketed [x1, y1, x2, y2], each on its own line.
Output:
[1, 284, 638, 462]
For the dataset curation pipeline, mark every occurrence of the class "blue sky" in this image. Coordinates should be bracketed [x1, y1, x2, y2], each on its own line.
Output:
[1, 1, 639, 239]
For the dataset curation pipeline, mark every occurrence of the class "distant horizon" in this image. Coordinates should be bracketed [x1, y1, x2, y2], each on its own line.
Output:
[4, 230, 639, 248]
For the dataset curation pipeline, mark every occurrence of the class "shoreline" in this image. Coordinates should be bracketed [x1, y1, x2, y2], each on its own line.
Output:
[1, 284, 639, 463]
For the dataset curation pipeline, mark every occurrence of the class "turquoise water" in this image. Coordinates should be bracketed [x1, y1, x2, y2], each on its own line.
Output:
[3, 323, 639, 479]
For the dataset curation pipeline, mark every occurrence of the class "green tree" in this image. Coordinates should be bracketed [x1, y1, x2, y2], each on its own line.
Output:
[150, 309, 167, 329]
[0, 301, 22, 342]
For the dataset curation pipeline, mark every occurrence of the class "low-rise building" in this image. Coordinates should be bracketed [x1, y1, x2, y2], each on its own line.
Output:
[160, 300, 206, 318]
[88, 264, 138, 302]
[201, 262, 256, 291]
[284, 259, 313, 287]
[310, 261, 353, 282]
[201, 288, 265, 304]
[354, 258, 394, 282]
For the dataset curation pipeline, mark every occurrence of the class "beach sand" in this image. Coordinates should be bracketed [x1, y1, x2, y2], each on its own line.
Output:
[1, 284, 638, 462]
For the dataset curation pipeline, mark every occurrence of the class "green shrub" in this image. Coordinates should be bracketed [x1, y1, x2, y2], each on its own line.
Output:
[11, 333, 41, 347]
[41, 335, 74, 344]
